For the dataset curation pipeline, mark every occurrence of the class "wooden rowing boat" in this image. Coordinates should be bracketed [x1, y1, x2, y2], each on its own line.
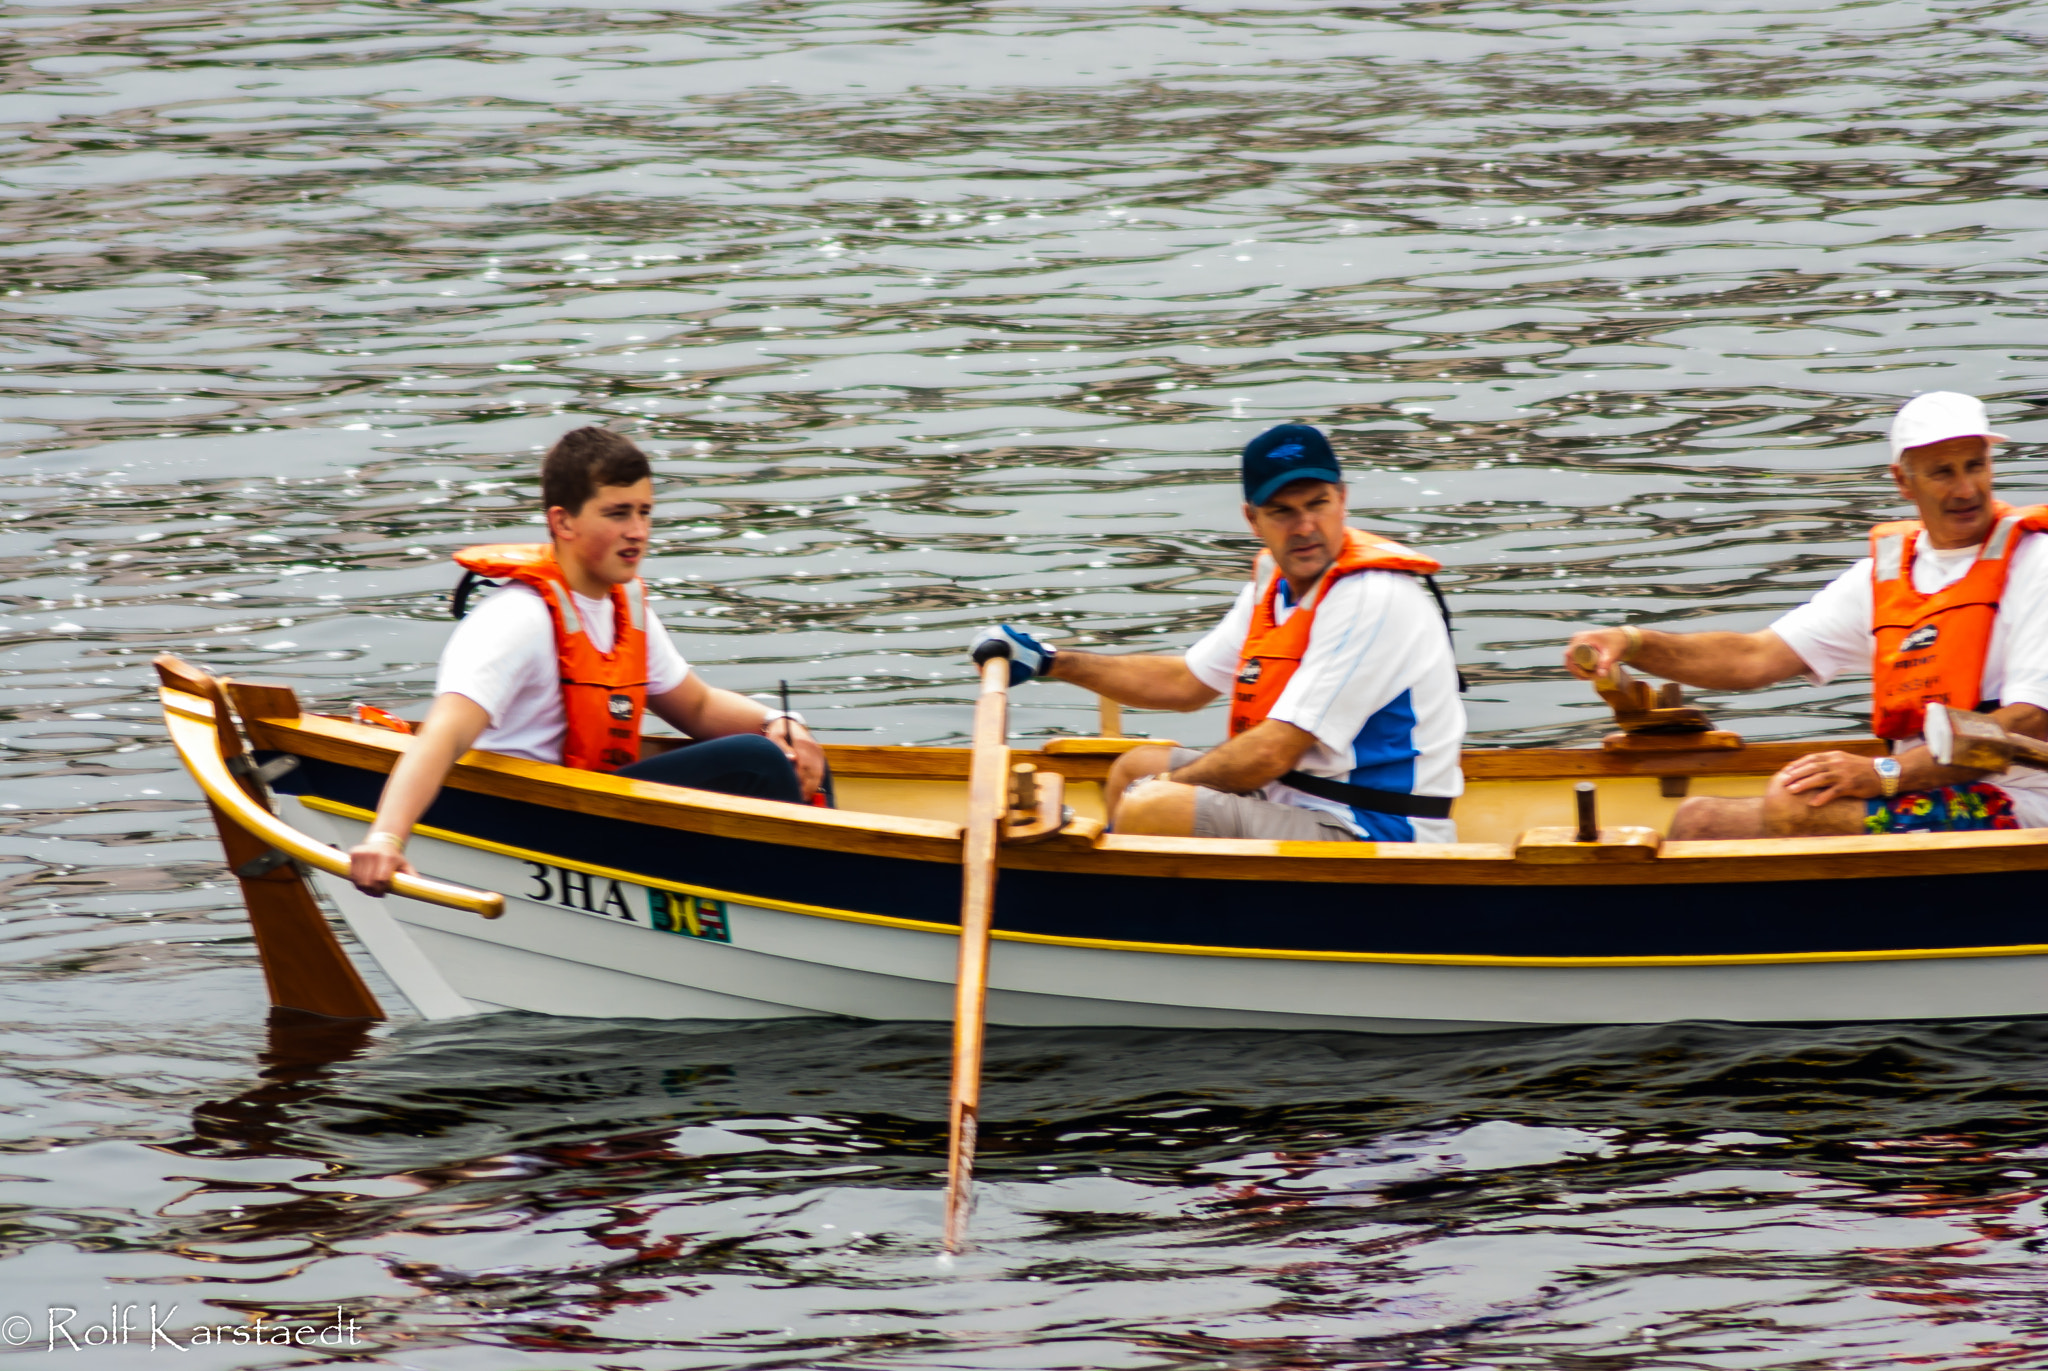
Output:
[157, 657, 2048, 1034]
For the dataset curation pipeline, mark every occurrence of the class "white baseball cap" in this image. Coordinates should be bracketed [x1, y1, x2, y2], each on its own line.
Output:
[1890, 391, 2008, 460]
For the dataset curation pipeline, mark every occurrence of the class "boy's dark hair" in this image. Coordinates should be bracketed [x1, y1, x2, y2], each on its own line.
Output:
[540, 427, 651, 516]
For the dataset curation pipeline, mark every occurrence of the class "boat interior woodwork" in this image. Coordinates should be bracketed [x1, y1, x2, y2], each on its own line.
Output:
[157, 677, 2048, 885]
[220, 679, 1888, 850]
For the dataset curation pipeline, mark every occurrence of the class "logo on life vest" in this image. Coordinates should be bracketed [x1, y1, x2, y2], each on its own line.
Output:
[1237, 659, 1263, 685]
[1900, 624, 1939, 652]
[608, 693, 635, 720]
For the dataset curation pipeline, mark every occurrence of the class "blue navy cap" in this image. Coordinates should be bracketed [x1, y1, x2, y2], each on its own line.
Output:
[1242, 423, 1342, 507]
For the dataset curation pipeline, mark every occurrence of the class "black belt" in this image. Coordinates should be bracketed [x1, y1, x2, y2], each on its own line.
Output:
[1277, 771, 1455, 819]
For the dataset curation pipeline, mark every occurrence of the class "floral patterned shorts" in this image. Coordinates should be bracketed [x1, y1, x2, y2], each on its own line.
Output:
[1864, 782, 2019, 834]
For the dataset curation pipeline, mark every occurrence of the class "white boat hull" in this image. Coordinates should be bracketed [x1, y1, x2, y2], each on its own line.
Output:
[287, 798, 2048, 1032]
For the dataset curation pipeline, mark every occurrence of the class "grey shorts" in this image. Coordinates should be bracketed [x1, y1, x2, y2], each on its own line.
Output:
[1162, 747, 1361, 843]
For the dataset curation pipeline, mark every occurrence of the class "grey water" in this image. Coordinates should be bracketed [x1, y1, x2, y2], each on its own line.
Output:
[3, 0, 2048, 1364]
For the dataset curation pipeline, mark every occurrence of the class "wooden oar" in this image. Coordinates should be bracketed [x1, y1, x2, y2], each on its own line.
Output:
[945, 641, 1013, 1252]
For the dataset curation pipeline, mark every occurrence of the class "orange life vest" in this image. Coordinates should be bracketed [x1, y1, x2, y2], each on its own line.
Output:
[1869, 502, 2048, 740]
[452, 544, 648, 772]
[1229, 528, 1443, 737]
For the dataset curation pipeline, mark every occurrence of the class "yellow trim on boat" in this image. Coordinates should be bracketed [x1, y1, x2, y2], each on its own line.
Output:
[294, 794, 2048, 970]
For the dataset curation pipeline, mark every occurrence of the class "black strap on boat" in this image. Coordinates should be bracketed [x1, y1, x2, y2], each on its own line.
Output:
[1276, 770, 1455, 819]
[451, 568, 488, 620]
[1422, 573, 1468, 693]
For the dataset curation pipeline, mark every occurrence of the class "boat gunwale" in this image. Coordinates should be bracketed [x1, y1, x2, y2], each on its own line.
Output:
[213, 697, 2048, 886]
[292, 793, 2048, 970]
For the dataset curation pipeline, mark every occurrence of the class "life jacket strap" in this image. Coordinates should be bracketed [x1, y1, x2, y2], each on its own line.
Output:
[1275, 770, 1455, 819]
[451, 568, 489, 620]
[1421, 573, 1467, 693]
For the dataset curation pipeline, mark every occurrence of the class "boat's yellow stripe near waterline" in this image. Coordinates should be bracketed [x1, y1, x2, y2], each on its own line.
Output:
[296, 794, 2048, 969]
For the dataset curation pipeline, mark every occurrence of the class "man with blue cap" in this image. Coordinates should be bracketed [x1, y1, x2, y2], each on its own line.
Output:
[970, 423, 1466, 842]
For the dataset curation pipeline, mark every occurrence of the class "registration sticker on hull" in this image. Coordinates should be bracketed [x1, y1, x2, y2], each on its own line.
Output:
[648, 890, 730, 943]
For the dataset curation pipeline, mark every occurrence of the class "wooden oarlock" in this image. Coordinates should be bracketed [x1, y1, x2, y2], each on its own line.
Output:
[1924, 702, 2048, 773]
[1568, 642, 1742, 754]
[1001, 762, 1069, 843]
[945, 644, 1013, 1252]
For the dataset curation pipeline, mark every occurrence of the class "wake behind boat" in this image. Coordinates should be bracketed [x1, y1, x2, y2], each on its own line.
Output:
[158, 655, 2048, 1035]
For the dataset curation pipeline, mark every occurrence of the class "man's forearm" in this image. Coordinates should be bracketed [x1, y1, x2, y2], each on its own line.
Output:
[1631, 630, 1800, 691]
[686, 685, 775, 738]
[2000, 702, 2048, 742]
[1048, 650, 1218, 711]
[1164, 720, 1314, 794]
[1894, 744, 1993, 793]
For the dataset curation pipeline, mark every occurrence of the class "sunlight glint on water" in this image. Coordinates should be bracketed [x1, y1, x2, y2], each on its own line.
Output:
[2, 0, 2046, 1365]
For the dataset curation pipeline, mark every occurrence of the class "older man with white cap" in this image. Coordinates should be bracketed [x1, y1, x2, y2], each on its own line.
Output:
[1564, 391, 2048, 839]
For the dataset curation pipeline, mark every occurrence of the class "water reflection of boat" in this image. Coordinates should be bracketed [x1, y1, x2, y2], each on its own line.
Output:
[157, 656, 2048, 1034]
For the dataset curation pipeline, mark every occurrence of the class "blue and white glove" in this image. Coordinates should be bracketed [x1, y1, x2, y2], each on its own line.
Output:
[970, 623, 1056, 686]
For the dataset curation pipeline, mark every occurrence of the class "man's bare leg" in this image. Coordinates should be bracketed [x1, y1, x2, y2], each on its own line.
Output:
[1761, 772, 1866, 836]
[1103, 745, 1175, 827]
[1669, 772, 1866, 839]
[1112, 776, 1199, 836]
[1667, 795, 1767, 840]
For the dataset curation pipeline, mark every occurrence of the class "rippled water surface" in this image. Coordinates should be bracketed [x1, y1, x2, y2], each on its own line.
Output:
[5, 0, 2048, 1364]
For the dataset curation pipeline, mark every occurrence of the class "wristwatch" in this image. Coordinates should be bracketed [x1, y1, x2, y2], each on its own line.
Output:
[1873, 756, 1901, 799]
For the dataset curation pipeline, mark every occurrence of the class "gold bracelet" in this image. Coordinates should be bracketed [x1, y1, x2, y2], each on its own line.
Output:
[1619, 624, 1645, 665]
[363, 830, 407, 852]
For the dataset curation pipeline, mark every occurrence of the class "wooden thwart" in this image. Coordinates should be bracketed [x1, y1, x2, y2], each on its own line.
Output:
[1603, 729, 1745, 753]
[1040, 737, 1174, 757]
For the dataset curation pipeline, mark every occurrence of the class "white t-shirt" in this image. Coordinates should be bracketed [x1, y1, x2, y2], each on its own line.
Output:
[1185, 569, 1466, 842]
[436, 582, 691, 764]
[1771, 531, 2048, 826]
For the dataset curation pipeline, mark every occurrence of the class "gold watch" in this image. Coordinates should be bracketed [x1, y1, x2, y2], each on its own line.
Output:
[1873, 756, 1901, 799]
